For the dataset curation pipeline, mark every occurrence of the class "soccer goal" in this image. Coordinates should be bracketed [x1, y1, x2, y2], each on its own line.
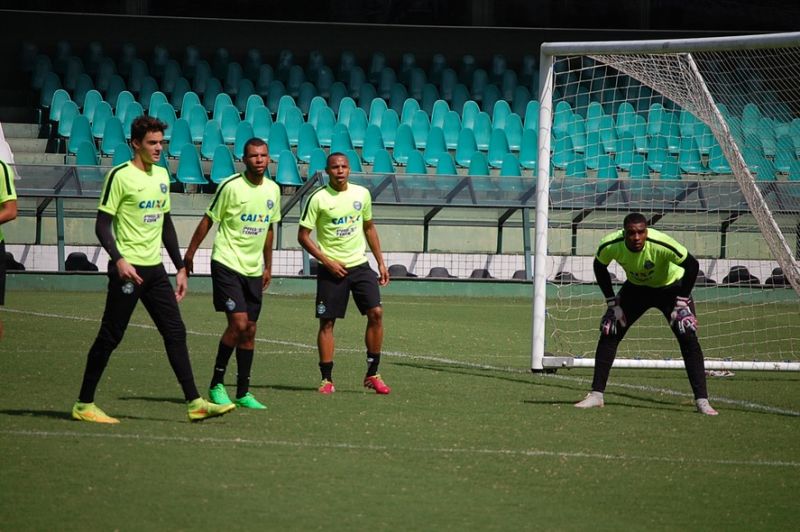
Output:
[531, 31, 800, 372]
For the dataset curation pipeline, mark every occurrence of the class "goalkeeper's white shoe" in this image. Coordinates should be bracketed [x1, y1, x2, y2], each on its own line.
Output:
[695, 398, 719, 416]
[575, 391, 604, 409]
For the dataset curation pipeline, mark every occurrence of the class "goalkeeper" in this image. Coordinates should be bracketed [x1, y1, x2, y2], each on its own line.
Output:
[575, 213, 718, 415]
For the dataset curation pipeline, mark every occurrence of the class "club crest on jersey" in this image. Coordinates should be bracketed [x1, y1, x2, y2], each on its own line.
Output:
[644, 260, 655, 270]
[160, 183, 168, 193]
[353, 201, 362, 211]
[267, 199, 274, 210]
[225, 298, 236, 311]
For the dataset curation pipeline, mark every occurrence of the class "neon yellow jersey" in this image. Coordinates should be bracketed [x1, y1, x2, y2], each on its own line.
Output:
[596, 227, 688, 287]
[0, 161, 17, 243]
[299, 183, 373, 268]
[98, 162, 171, 266]
[207, 173, 282, 277]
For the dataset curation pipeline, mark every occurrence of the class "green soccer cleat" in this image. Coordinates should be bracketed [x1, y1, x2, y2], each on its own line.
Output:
[208, 383, 233, 405]
[187, 398, 236, 422]
[234, 392, 267, 409]
[72, 402, 120, 424]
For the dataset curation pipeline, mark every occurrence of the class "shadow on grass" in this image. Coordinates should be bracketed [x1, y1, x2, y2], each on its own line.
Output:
[0, 409, 73, 420]
[118, 396, 185, 405]
[251, 384, 318, 393]
[391, 360, 542, 387]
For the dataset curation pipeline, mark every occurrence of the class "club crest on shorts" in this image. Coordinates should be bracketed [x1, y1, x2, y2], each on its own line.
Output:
[317, 302, 327, 315]
[160, 183, 168, 194]
[353, 201, 362, 211]
[121, 281, 135, 295]
[225, 298, 236, 311]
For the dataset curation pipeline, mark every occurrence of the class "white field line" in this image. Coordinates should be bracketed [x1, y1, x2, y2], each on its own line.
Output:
[1, 429, 798, 469]
[3, 307, 799, 417]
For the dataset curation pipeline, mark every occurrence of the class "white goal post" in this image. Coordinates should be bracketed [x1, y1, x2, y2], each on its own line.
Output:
[532, 32, 800, 372]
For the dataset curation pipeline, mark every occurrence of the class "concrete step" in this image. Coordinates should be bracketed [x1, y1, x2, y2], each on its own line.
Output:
[7, 137, 48, 153]
[13, 152, 66, 165]
[2, 122, 41, 139]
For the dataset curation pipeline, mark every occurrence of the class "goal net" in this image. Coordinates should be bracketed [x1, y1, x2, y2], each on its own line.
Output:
[532, 32, 800, 371]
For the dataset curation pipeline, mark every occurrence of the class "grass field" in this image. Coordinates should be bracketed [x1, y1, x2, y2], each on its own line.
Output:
[1, 289, 798, 531]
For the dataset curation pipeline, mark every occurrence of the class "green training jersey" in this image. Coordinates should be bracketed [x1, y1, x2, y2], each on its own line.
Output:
[207, 173, 282, 277]
[596, 227, 688, 288]
[98, 162, 171, 266]
[299, 183, 373, 268]
[0, 161, 17, 243]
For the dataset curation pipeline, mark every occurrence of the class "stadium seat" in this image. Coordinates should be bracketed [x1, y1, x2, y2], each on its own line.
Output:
[491, 100, 512, 130]
[308, 148, 328, 178]
[658, 157, 681, 180]
[283, 106, 304, 146]
[461, 100, 480, 131]
[518, 128, 538, 170]
[405, 150, 428, 175]
[251, 106, 273, 142]
[585, 101, 605, 133]
[75, 139, 99, 166]
[379, 109, 400, 149]
[487, 128, 510, 168]
[356, 83, 377, 112]
[473, 112, 492, 151]
[114, 90, 135, 119]
[678, 136, 708, 174]
[267, 123, 291, 160]
[200, 119, 224, 159]
[336, 96, 357, 126]
[627, 155, 650, 180]
[421, 83, 440, 116]
[186, 104, 208, 143]
[708, 143, 732, 174]
[210, 145, 236, 183]
[451, 84, 471, 115]
[146, 90, 168, 115]
[121, 101, 144, 140]
[615, 102, 638, 138]
[100, 117, 126, 156]
[646, 136, 669, 172]
[111, 143, 133, 166]
[566, 114, 587, 153]
[232, 121, 254, 160]
[468, 151, 490, 176]
[442, 111, 462, 150]
[331, 123, 354, 153]
[235, 79, 256, 113]
[552, 135, 575, 169]
[615, 136, 637, 171]
[275, 150, 304, 186]
[372, 149, 395, 174]
[168, 77, 191, 111]
[392, 124, 415, 165]
[91, 101, 113, 139]
[48, 88, 72, 122]
[306, 96, 328, 128]
[423, 126, 447, 166]
[504, 114, 524, 152]
[596, 154, 619, 180]
[455, 128, 478, 167]
[565, 157, 587, 178]
[264, 80, 286, 114]
[400, 98, 421, 126]
[104, 75, 127, 108]
[368, 97, 388, 127]
[435, 152, 457, 176]
[499, 153, 522, 177]
[155, 103, 178, 141]
[430, 99, 450, 130]
[410, 109, 430, 149]
[178, 90, 201, 119]
[176, 144, 208, 186]
[72, 74, 95, 109]
[345, 149, 364, 173]
[427, 267, 456, 278]
[439, 68, 457, 103]
[316, 66, 334, 98]
[348, 107, 368, 148]
[244, 94, 266, 125]
[67, 115, 93, 155]
[315, 106, 336, 147]
[362, 124, 385, 165]
[470, 68, 488, 103]
[297, 82, 318, 115]
[378, 67, 397, 100]
[297, 123, 321, 163]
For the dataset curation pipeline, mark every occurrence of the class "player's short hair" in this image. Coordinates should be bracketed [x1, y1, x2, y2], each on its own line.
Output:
[130, 116, 167, 143]
[243, 137, 268, 157]
[623, 212, 647, 228]
[326, 152, 349, 167]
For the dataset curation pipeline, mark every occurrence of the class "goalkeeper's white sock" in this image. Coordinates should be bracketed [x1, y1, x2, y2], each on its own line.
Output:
[695, 398, 719, 416]
[575, 391, 604, 409]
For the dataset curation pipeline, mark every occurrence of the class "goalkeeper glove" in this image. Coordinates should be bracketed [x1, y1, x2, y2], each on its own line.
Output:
[600, 296, 627, 336]
[670, 296, 698, 334]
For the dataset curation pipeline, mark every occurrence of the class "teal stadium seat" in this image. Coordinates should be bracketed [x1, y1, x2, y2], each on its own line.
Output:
[81, 89, 103, 124]
[461, 100, 480, 131]
[505, 114, 524, 152]
[251, 106, 273, 142]
[518, 128, 538, 170]
[499, 153, 522, 177]
[56, 100, 80, 139]
[423, 126, 447, 166]
[111, 143, 133, 166]
[315, 106, 336, 147]
[146, 91, 168, 114]
[678, 137, 708, 174]
[75, 140, 99, 166]
[266, 123, 291, 160]
[467, 151, 490, 177]
[200, 120, 224, 160]
[244, 94, 266, 125]
[210, 145, 236, 184]
[523, 100, 540, 130]
[405, 150, 428, 175]
[389, 82, 408, 114]
[372, 149, 395, 174]
[344, 149, 364, 173]
[92, 101, 114, 139]
[392, 124, 415, 165]
[179, 91, 202, 120]
[155, 103, 177, 141]
[233, 121, 254, 160]
[176, 144, 208, 186]
[368, 97, 388, 127]
[336, 96, 357, 126]
[122, 102, 145, 140]
[308, 148, 328, 178]
[436, 152, 458, 176]
[67, 115, 93, 155]
[487, 128, 510, 168]
[297, 123, 321, 163]
[565, 157, 587, 178]
[379, 109, 400, 149]
[455, 128, 478, 167]
[282, 106, 304, 146]
[331, 123, 354, 154]
[472, 112, 492, 151]
[187, 104, 209, 143]
[708, 144, 732, 174]
[491, 100, 512, 130]
[202, 78, 223, 113]
[348, 108, 368, 148]
[100, 117, 126, 156]
[410, 109, 430, 149]
[430, 99, 450, 130]
[48, 89, 72, 123]
[361, 124, 385, 165]
[306, 96, 328, 128]
[400, 98, 420, 126]
[167, 119, 192, 158]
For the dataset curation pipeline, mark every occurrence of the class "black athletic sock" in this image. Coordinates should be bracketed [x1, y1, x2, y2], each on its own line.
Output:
[210, 341, 235, 388]
[235, 348, 254, 399]
[319, 361, 334, 381]
[366, 351, 381, 377]
[164, 342, 200, 402]
[78, 342, 114, 403]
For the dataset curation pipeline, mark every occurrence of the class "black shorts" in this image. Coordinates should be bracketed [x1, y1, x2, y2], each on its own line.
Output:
[617, 280, 695, 325]
[211, 260, 263, 322]
[0, 240, 6, 306]
[315, 262, 382, 319]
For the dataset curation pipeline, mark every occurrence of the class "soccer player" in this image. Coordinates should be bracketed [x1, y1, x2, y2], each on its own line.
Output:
[297, 152, 391, 394]
[183, 138, 280, 409]
[0, 159, 18, 340]
[72, 116, 235, 423]
[575, 212, 718, 415]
